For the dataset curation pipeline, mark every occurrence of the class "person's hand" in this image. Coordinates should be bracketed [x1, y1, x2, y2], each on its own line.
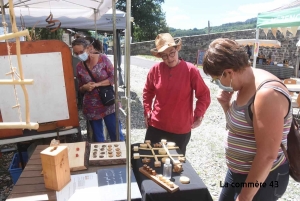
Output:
[84, 82, 96, 92]
[216, 90, 233, 109]
[144, 112, 151, 128]
[192, 116, 203, 129]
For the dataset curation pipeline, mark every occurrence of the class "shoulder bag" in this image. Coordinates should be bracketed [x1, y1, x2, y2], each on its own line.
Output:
[83, 61, 115, 106]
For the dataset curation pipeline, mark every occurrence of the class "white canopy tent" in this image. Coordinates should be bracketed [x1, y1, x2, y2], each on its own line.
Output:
[1, 0, 126, 31]
[1, 0, 133, 200]
[255, 0, 300, 76]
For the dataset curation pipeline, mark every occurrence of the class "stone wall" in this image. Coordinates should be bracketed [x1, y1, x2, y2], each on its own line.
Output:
[130, 29, 300, 67]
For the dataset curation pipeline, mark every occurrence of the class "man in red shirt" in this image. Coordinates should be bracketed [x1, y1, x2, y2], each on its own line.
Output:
[143, 33, 211, 155]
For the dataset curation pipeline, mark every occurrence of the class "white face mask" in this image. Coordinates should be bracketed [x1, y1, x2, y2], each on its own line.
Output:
[77, 52, 88, 62]
[211, 71, 234, 92]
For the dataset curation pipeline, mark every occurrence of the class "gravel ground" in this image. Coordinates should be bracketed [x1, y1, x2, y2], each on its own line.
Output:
[1, 57, 300, 201]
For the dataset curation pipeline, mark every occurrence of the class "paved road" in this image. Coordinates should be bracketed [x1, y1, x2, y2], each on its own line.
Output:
[107, 55, 210, 79]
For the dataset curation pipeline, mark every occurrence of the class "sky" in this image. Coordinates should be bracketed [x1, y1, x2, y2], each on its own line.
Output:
[161, 0, 295, 29]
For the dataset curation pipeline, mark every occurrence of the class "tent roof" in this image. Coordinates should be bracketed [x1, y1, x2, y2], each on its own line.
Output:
[235, 39, 281, 48]
[1, 0, 126, 31]
[256, 0, 300, 28]
[269, 0, 300, 11]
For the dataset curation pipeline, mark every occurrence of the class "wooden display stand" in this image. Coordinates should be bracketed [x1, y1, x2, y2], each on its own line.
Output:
[89, 141, 126, 166]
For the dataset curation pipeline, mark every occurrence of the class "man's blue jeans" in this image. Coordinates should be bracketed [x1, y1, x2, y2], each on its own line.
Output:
[89, 113, 124, 142]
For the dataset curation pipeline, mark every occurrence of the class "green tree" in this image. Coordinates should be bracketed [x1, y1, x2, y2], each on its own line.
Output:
[116, 0, 169, 42]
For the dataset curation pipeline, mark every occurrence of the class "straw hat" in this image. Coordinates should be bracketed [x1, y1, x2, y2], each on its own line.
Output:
[150, 33, 182, 57]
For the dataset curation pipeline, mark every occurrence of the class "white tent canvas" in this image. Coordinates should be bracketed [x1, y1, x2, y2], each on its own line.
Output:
[2, 0, 126, 31]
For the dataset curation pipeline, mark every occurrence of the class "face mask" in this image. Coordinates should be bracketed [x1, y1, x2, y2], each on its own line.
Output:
[213, 79, 234, 92]
[77, 52, 88, 61]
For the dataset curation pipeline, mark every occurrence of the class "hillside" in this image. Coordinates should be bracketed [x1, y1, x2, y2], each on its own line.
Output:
[169, 18, 257, 37]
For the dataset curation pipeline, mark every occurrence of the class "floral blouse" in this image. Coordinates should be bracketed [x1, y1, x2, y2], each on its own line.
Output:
[77, 54, 115, 120]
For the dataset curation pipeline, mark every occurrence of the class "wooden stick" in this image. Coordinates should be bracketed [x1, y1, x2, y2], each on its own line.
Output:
[153, 147, 179, 150]
[8, 0, 37, 129]
[147, 143, 158, 162]
[0, 79, 34, 85]
[0, 122, 39, 129]
[162, 143, 180, 164]
[0, 30, 29, 41]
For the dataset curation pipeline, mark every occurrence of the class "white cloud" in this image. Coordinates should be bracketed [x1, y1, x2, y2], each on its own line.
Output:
[168, 7, 179, 12]
[222, 0, 295, 24]
[167, 14, 191, 29]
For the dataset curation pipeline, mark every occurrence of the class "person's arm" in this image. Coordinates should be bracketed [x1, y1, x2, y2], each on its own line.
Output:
[191, 67, 211, 126]
[237, 88, 289, 201]
[142, 68, 156, 127]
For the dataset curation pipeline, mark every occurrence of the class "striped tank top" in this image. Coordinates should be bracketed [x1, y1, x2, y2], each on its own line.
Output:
[225, 84, 292, 174]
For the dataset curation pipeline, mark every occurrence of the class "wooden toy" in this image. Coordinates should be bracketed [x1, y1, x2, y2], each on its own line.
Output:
[139, 166, 179, 193]
[61, 142, 87, 171]
[89, 141, 126, 166]
[40, 145, 71, 191]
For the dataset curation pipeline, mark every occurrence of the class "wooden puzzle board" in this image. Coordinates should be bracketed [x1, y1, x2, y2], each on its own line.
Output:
[89, 141, 126, 166]
[139, 167, 179, 193]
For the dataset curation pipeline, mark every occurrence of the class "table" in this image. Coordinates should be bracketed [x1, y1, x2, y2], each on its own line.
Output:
[256, 65, 294, 79]
[285, 84, 300, 92]
[131, 143, 213, 201]
[7, 144, 142, 201]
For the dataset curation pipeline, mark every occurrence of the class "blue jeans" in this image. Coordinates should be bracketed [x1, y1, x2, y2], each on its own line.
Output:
[219, 160, 289, 201]
[103, 43, 108, 54]
[89, 113, 124, 142]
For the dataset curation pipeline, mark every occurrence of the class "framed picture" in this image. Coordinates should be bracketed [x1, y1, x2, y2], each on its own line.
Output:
[197, 50, 206, 65]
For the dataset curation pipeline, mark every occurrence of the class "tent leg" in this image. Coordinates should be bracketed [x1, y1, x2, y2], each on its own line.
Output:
[253, 28, 259, 68]
[295, 47, 299, 78]
[125, 0, 132, 201]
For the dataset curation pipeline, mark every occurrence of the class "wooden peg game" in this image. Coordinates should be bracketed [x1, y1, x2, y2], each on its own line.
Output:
[89, 141, 126, 166]
[139, 166, 179, 193]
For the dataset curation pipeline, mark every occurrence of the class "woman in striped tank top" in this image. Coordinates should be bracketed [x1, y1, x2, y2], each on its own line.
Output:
[203, 38, 291, 201]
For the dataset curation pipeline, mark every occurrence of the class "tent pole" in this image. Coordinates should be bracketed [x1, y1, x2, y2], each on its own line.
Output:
[94, 9, 97, 38]
[125, 0, 132, 200]
[112, 0, 120, 141]
[295, 47, 299, 78]
[253, 28, 259, 68]
[0, 0, 5, 23]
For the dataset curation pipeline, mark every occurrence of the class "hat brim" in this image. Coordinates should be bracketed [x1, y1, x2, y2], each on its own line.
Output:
[150, 38, 182, 57]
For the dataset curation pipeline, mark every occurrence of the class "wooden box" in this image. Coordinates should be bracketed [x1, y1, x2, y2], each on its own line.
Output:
[40, 146, 71, 191]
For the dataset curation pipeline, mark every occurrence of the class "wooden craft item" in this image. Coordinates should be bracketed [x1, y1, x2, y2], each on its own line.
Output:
[139, 167, 179, 193]
[40, 146, 71, 191]
[61, 142, 87, 171]
[0, 0, 38, 130]
[146, 142, 161, 167]
[89, 141, 126, 166]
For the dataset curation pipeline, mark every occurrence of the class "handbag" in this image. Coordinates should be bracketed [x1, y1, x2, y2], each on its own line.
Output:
[83, 61, 115, 106]
[249, 79, 300, 182]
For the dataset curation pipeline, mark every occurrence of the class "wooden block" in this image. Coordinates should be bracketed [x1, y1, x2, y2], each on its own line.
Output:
[37, 122, 57, 132]
[139, 167, 179, 193]
[61, 142, 87, 171]
[40, 146, 70, 191]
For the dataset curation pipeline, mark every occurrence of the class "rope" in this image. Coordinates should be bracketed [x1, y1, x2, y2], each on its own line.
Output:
[2, 21, 23, 122]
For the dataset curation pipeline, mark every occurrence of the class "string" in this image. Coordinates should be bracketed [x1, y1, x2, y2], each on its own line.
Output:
[2, 21, 22, 122]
